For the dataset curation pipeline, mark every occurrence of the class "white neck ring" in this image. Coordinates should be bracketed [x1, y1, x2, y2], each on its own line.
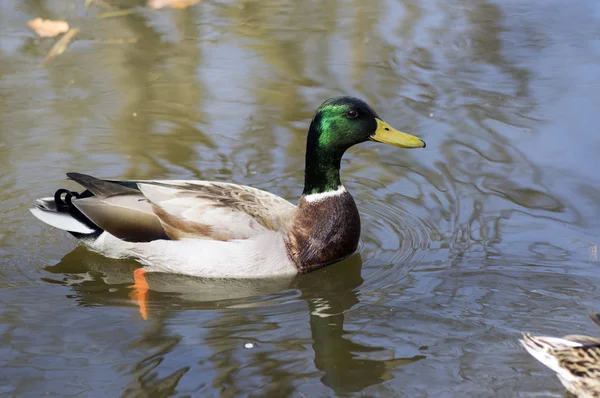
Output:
[303, 185, 346, 203]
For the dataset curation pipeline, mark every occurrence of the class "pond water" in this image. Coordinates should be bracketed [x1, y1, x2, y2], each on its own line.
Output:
[2, 0, 600, 396]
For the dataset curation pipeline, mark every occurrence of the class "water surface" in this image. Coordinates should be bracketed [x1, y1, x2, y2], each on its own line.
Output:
[2, 0, 600, 396]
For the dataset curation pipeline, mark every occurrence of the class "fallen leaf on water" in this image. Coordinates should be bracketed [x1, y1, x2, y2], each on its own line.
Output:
[147, 0, 201, 9]
[28, 18, 69, 38]
[44, 28, 79, 64]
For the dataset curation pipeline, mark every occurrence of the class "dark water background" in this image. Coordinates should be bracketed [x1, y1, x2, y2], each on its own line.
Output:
[2, 0, 600, 396]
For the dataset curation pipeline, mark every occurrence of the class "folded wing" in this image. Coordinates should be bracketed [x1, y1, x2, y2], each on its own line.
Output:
[68, 173, 295, 242]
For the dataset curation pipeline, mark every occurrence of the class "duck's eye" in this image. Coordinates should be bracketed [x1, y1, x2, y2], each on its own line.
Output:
[346, 109, 359, 119]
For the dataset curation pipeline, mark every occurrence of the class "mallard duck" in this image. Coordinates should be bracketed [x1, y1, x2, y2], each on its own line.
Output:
[30, 96, 425, 278]
[520, 313, 600, 397]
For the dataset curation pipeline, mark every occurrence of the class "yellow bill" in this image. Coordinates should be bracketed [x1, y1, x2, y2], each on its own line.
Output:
[370, 118, 426, 148]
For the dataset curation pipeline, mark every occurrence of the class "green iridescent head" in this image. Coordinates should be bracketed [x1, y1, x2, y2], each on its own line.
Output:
[302, 96, 426, 195]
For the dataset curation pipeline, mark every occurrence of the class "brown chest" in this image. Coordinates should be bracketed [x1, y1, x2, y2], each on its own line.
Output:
[285, 191, 361, 273]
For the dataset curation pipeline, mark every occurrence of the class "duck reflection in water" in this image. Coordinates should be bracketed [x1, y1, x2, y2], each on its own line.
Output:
[44, 249, 425, 395]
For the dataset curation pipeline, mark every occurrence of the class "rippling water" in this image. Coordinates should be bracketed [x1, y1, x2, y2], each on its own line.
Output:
[2, 0, 600, 396]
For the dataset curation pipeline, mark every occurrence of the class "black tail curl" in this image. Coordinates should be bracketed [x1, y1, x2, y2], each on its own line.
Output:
[51, 187, 99, 235]
[54, 189, 80, 212]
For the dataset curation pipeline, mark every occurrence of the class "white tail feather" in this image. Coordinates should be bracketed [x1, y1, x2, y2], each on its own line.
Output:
[29, 207, 96, 234]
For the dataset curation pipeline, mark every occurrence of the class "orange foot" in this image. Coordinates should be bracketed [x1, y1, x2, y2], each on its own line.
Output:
[129, 268, 149, 320]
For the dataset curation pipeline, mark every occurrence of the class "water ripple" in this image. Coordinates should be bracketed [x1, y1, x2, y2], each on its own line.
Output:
[354, 181, 435, 291]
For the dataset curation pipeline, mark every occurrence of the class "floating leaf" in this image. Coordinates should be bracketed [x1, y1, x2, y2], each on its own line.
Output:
[147, 0, 201, 9]
[28, 18, 69, 38]
[44, 28, 79, 64]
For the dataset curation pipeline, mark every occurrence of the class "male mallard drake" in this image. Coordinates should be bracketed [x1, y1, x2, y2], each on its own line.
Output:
[520, 313, 600, 397]
[31, 97, 425, 278]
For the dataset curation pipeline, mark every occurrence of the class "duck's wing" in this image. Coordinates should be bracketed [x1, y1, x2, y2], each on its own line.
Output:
[135, 179, 296, 240]
[66, 173, 295, 242]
